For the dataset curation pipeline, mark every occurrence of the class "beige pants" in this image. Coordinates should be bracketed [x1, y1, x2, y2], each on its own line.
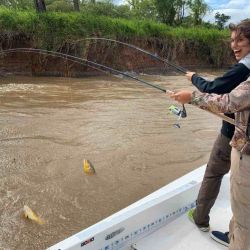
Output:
[229, 148, 250, 250]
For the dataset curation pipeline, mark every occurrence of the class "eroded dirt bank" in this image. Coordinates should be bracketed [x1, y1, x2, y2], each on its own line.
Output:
[0, 34, 235, 77]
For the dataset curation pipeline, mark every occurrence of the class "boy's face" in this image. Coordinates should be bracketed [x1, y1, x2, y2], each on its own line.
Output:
[231, 30, 250, 61]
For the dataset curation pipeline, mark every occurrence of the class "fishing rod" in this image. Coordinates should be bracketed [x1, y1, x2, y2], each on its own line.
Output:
[0, 48, 234, 125]
[68, 38, 187, 118]
[1, 48, 186, 118]
[80, 38, 236, 125]
[77, 37, 188, 74]
[0, 48, 167, 92]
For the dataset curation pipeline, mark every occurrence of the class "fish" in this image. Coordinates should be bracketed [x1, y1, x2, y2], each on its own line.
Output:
[23, 205, 45, 225]
[83, 159, 95, 175]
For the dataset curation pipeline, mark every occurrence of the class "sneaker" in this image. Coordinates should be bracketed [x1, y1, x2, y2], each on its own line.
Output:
[187, 208, 210, 232]
[210, 231, 229, 247]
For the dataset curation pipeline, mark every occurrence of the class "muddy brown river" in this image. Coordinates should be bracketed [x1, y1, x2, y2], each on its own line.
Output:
[0, 73, 221, 249]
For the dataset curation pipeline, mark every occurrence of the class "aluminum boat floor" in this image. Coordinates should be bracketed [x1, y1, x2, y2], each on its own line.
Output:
[134, 175, 231, 250]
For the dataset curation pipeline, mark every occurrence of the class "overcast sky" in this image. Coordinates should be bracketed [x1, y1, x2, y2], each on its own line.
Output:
[113, 0, 250, 24]
[204, 0, 250, 24]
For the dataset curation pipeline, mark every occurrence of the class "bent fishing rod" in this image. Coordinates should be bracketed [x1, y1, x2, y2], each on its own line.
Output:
[77, 37, 188, 74]
[0, 48, 234, 125]
[0, 48, 167, 92]
[81, 38, 237, 125]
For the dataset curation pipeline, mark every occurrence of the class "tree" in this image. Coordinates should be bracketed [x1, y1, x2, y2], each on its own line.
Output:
[125, 0, 157, 20]
[73, 0, 80, 11]
[188, 0, 209, 25]
[155, 0, 177, 25]
[154, 0, 189, 25]
[80, 1, 130, 18]
[174, 0, 187, 24]
[126, 0, 139, 9]
[215, 12, 231, 30]
[34, 0, 46, 12]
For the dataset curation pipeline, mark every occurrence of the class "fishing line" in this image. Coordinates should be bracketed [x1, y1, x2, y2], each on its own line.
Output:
[0, 48, 234, 125]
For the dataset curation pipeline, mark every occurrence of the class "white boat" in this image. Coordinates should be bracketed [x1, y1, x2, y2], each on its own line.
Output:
[48, 165, 231, 250]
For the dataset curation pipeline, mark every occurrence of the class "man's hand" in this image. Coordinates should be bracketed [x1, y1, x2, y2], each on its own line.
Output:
[168, 90, 193, 104]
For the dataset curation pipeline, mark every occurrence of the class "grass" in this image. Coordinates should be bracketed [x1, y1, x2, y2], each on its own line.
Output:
[0, 7, 232, 66]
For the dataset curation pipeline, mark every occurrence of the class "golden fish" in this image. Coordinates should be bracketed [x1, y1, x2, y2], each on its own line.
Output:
[23, 205, 45, 225]
[83, 159, 95, 175]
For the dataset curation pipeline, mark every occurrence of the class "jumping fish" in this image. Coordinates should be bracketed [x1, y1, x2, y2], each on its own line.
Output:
[83, 159, 95, 175]
[23, 205, 45, 225]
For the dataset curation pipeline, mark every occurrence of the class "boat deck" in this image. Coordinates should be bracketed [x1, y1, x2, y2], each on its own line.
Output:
[133, 175, 231, 249]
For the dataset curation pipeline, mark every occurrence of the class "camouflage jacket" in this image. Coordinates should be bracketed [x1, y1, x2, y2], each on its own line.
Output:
[191, 76, 250, 155]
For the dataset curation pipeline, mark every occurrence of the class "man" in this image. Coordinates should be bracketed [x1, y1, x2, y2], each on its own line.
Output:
[169, 75, 250, 250]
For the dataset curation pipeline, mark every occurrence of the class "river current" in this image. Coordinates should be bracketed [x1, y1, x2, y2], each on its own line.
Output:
[0, 73, 221, 249]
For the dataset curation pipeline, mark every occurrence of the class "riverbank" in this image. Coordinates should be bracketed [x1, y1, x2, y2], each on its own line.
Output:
[0, 8, 235, 77]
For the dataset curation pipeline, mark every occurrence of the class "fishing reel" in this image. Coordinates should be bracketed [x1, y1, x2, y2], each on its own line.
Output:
[169, 104, 187, 118]
[168, 104, 187, 128]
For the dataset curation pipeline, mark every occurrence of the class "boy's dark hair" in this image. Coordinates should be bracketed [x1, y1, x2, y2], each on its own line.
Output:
[229, 19, 250, 43]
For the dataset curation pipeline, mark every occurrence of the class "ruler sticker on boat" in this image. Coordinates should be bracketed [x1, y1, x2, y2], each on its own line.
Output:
[96, 200, 197, 250]
[73, 179, 200, 250]
[105, 227, 125, 240]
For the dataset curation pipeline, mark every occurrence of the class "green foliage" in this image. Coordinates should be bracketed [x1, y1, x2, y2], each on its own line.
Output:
[187, 0, 210, 25]
[0, 8, 171, 49]
[174, 0, 187, 25]
[171, 26, 228, 42]
[0, 7, 231, 66]
[170, 26, 230, 65]
[0, 0, 33, 9]
[0, 0, 212, 29]
[215, 12, 231, 30]
[155, 0, 177, 25]
[80, 1, 131, 19]
[0, 7, 229, 40]
[0, 7, 37, 31]
[154, 0, 210, 26]
[46, 0, 74, 12]
[126, 0, 158, 20]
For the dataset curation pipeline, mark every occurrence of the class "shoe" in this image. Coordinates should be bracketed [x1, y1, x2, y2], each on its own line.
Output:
[187, 208, 210, 232]
[210, 231, 229, 247]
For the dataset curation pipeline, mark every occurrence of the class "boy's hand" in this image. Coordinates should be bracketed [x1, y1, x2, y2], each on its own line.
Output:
[186, 71, 196, 81]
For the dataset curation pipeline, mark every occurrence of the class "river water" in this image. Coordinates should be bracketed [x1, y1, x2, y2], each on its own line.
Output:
[0, 74, 221, 249]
